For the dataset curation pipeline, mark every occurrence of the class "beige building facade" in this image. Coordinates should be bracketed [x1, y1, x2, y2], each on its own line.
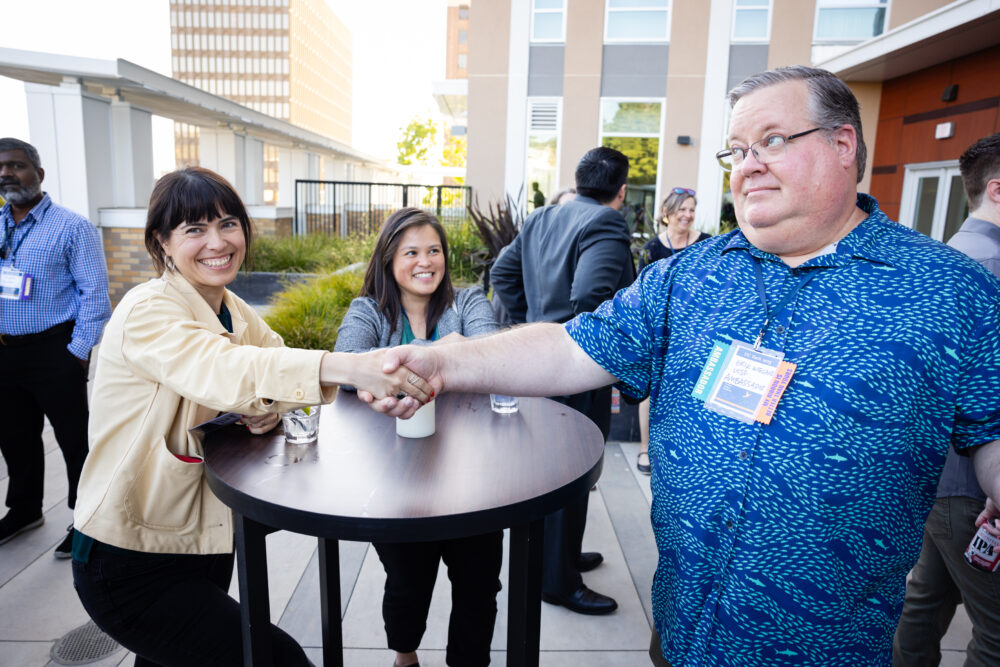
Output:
[467, 0, 958, 233]
[169, 0, 352, 203]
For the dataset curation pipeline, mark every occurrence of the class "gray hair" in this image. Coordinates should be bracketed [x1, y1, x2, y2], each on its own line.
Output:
[659, 190, 697, 226]
[0, 138, 42, 171]
[728, 66, 866, 184]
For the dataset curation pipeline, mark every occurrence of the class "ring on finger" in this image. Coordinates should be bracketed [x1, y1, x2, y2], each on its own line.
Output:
[407, 374, 421, 385]
[395, 392, 407, 400]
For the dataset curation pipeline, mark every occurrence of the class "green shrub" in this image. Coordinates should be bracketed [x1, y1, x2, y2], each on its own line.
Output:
[248, 233, 377, 273]
[444, 220, 488, 287]
[264, 270, 364, 350]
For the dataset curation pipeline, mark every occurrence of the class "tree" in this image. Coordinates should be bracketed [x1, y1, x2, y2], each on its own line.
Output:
[441, 132, 467, 168]
[396, 117, 438, 166]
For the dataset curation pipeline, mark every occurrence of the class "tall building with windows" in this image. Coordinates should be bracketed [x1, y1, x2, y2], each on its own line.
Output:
[170, 0, 352, 203]
[467, 0, 988, 237]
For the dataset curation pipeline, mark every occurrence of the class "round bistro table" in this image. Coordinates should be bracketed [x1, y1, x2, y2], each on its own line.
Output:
[204, 390, 604, 667]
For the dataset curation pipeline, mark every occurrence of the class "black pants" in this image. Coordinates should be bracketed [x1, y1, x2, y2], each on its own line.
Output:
[374, 530, 503, 667]
[72, 544, 310, 666]
[542, 386, 611, 596]
[0, 323, 89, 518]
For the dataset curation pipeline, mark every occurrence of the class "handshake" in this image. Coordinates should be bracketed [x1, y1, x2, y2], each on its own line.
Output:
[331, 344, 444, 420]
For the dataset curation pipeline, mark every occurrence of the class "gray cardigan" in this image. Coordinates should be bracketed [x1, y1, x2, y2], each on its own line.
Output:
[334, 287, 498, 353]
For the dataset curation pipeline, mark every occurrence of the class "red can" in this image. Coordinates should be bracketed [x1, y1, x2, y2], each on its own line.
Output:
[965, 520, 1000, 573]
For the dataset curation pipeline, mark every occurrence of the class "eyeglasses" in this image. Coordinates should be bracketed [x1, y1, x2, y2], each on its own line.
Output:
[671, 187, 695, 196]
[715, 127, 826, 172]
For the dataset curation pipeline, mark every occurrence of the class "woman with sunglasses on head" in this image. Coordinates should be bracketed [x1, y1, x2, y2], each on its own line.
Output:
[638, 187, 709, 270]
[335, 207, 502, 667]
[71, 168, 429, 667]
[636, 188, 709, 474]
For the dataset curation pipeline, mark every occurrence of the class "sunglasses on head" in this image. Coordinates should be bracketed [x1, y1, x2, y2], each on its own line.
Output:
[671, 187, 696, 196]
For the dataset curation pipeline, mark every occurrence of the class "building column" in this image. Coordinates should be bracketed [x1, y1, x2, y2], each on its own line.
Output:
[277, 147, 309, 232]
[110, 98, 154, 208]
[199, 127, 247, 196]
[243, 137, 265, 206]
[24, 79, 114, 223]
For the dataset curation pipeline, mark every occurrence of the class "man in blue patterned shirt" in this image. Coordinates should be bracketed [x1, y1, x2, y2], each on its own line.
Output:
[377, 67, 1000, 666]
[0, 138, 111, 558]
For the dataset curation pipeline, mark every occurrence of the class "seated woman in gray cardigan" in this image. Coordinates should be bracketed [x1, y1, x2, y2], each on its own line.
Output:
[335, 208, 501, 667]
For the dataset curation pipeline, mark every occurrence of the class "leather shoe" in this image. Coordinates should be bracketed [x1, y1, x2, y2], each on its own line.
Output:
[542, 585, 618, 615]
[575, 551, 603, 572]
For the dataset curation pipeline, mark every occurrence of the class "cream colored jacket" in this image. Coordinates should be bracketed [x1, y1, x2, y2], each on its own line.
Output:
[75, 271, 335, 554]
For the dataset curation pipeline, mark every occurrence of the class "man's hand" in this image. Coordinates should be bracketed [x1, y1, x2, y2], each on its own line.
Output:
[382, 345, 446, 397]
[975, 497, 1000, 537]
[331, 349, 433, 405]
[239, 413, 280, 435]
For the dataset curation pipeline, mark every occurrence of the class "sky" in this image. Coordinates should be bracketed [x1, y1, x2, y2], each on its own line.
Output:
[0, 0, 450, 170]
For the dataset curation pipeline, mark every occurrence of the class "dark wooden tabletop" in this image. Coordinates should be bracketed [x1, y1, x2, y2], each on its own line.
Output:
[204, 391, 605, 543]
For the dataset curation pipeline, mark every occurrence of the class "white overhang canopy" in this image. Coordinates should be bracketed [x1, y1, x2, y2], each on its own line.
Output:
[817, 0, 1000, 82]
[0, 47, 384, 166]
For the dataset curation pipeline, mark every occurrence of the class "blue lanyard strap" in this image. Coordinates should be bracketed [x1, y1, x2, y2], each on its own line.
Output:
[2, 216, 39, 262]
[751, 258, 818, 350]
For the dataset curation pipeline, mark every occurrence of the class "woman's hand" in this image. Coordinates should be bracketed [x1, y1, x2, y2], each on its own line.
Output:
[239, 413, 280, 435]
[348, 350, 433, 404]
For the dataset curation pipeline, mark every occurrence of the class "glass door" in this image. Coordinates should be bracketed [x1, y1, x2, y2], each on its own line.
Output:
[899, 162, 968, 242]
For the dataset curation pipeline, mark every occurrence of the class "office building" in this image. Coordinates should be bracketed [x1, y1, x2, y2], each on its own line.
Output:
[170, 0, 352, 203]
[467, 0, 999, 238]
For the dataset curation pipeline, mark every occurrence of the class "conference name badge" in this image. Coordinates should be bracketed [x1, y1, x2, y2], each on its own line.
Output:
[0, 266, 32, 301]
[691, 339, 795, 424]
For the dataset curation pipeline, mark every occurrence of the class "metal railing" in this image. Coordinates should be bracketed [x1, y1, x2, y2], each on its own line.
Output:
[294, 180, 472, 237]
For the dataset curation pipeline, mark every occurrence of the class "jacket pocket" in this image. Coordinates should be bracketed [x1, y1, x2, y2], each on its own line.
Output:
[124, 436, 204, 531]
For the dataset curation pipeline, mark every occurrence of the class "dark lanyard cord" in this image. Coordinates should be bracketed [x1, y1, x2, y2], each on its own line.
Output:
[1, 216, 39, 262]
[751, 258, 818, 350]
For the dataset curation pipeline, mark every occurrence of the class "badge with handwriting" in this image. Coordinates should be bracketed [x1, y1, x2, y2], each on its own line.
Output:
[692, 339, 795, 424]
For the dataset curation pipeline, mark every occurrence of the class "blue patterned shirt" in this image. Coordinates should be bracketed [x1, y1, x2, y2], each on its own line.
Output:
[566, 195, 1000, 666]
[0, 194, 111, 358]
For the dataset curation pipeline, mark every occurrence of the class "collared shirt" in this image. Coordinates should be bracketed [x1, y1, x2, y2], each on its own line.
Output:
[0, 193, 111, 358]
[936, 216, 1000, 499]
[566, 194, 1000, 666]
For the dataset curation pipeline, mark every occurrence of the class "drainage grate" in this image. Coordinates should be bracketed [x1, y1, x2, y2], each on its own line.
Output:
[50, 620, 121, 665]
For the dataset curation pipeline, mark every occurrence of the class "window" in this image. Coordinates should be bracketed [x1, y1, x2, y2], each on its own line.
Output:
[531, 0, 565, 42]
[457, 53, 468, 70]
[599, 99, 663, 224]
[458, 29, 468, 44]
[525, 100, 561, 207]
[459, 6, 469, 20]
[605, 0, 670, 42]
[814, 0, 888, 42]
[899, 162, 968, 242]
[732, 0, 771, 41]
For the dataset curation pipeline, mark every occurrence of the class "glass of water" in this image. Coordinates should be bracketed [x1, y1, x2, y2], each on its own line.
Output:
[282, 405, 321, 444]
[490, 394, 519, 414]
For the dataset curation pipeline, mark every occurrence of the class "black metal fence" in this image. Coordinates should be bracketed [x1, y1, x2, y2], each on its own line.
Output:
[294, 180, 472, 237]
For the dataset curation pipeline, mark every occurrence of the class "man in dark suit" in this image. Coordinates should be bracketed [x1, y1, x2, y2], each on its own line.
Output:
[490, 146, 635, 615]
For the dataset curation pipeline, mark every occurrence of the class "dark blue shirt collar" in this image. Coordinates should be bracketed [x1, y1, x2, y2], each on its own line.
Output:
[720, 193, 895, 269]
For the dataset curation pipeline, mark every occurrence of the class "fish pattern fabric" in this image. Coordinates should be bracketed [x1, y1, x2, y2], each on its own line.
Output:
[566, 194, 1000, 666]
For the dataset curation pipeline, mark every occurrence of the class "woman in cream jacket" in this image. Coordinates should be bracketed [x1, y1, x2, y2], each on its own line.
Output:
[71, 168, 431, 666]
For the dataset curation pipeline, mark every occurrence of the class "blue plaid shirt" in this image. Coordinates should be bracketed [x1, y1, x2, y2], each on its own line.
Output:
[0, 194, 111, 358]
[566, 194, 1000, 666]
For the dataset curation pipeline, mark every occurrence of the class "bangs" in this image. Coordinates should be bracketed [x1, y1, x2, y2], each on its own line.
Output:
[161, 172, 248, 230]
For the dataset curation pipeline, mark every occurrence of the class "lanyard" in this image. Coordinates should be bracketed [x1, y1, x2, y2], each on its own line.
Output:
[1, 216, 38, 262]
[664, 229, 687, 254]
[750, 258, 817, 350]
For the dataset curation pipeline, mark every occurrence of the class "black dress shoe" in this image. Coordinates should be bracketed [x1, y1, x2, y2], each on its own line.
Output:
[575, 551, 603, 572]
[542, 585, 618, 615]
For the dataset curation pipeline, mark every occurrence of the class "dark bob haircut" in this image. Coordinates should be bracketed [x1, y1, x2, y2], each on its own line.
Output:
[361, 207, 455, 337]
[144, 167, 254, 274]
